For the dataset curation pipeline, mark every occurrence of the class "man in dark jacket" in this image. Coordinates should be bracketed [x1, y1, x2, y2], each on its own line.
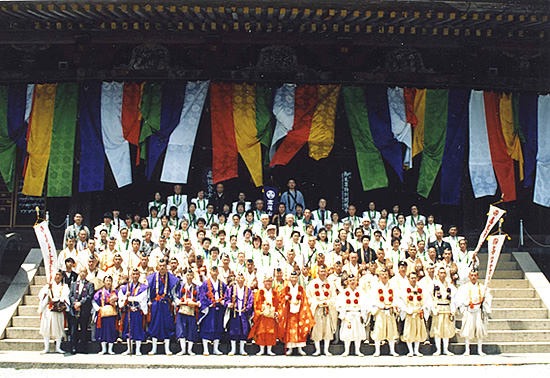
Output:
[428, 228, 452, 261]
[68, 266, 95, 354]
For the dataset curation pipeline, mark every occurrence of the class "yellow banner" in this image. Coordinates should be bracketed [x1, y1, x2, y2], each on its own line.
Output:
[500, 93, 524, 180]
[309, 85, 340, 160]
[233, 83, 263, 187]
[23, 84, 57, 196]
[412, 88, 426, 157]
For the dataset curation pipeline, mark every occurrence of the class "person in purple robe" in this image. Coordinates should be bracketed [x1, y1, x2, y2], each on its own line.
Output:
[118, 268, 149, 355]
[198, 266, 227, 355]
[224, 272, 254, 356]
[93, 276, 118, 355]
[146, 258, 179, 355]
[174, 268, 200, 355]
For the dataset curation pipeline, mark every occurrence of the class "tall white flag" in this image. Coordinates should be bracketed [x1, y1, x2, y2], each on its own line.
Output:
[484, 235, 506, 295]
[34, 220, 57, 284]
[473, 205, 506, 254]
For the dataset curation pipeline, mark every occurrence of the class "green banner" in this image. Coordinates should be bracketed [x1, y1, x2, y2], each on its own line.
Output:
[0, 86, 16, 191]
[417, 89, 449, 198]
[343, 86, 388, 191]
[47, 83, 79, 197]
[139, 81, 163, 161]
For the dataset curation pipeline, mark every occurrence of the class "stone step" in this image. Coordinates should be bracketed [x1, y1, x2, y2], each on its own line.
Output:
[483, 279, 530, 289]
[34, 276, 47, 285]
[5, 327, 43, 340]
[477, 261, 517, 270]
[1, 338, 550, 354]
[491, 288, 537, 298]
[477, 253, 512, 262]
[489, 308, 548, 319]
[486, 319, 550, 331]
[490, 270, 523, 279]
[22, 295, 39, 306]
[456, 330, 550, 343]
[492, 298, 542, 308]
[17, 305, 39, 316]
[11, 316, 40, 328]
[28, 285, 43, 295]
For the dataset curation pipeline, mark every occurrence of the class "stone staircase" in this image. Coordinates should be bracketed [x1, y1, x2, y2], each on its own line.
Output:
[0, 252, 549, 354]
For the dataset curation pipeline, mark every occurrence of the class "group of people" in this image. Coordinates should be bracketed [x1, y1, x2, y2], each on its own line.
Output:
[39, 180, 492, 357]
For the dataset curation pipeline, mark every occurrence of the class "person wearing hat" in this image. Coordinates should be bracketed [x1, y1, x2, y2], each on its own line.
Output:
[369, 268, 399, 357]
[149, 236, 171, 270]
[307, 264, 338, 356]
[106, 253, 127, 290]
[278, 271, 315, 356]
[249, 274, 280, 355]
[93, 276, 118, 355]
[430, 267, 457, 356]
[198, 265, 227, 355]
[173, 268, 200, 356]
[336, 274, 368, 356]
[99, 237, 119, 272]
[94, 211, 118, 240]
[137, 253, 153, 284]
[455, 269, 493, 356]
[147, 258, 178, 355]
[224, 272, 254, 356]
[397, 271, 430, 357]
[38, 270, 70, 354]
[118, 268, 149, 355]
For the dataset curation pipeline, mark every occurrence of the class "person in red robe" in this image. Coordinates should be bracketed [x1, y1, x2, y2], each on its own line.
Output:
[278, 271, 315, 355]
[248, 275, 280, 356]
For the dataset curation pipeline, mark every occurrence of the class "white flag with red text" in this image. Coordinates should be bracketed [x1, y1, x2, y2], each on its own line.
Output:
[484, 235, 506, 291]
[473, 205, 506, 254]
[34, 220, 57, 283]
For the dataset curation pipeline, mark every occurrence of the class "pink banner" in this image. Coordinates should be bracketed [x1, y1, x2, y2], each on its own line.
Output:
[34, 220, 57, 283]
[473, 205, 506, 254]
[484, 235, 506, 296]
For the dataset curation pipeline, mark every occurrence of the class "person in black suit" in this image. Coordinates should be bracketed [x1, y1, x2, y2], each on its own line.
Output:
[428, 228, 452, 261]
[211, 183, 226, 214]
[358, 235, 377, 264]
[68, 266, 95, 354]
[62, 258, 78, 286]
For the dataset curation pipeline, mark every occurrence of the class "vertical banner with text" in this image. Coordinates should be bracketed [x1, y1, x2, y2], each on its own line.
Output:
[263, 186, 279, 217]
[34, 220, 57, 284]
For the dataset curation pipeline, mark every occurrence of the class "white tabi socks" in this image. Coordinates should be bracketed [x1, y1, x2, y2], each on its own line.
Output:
[99, 341, 107, 355]
[229, 340, 237, 356]
[202, 339, 210, 356]
[107, 343, 115, 355]
[256, 345, 265, 356]
[266, 345, 275, 356]
[389, 340, 398, 357]
[313, 341, 321, 356]
[177, 339, 186, 356]
[41, 337, 50, 354]
[239, 340, 247, 356]
[55, 337, 64, 354]
[406, 342, 414, 357]
[122, 341, 132, 356]
[434, 337, 442, 356]
[342, 341, 351, 357]
[354, 341, 364, 357]
[413, 341, 423, 357]
[297, 346, 306, 356]
[187, 341, 195, 356]
[164, 339, 172, 355]
[136, 341, 142, 356]
[149, 338, 158, 355]
[443, 338, 453, 355]
[477, 340, 486, 356]
[373, 340, 381, 357]
[463, 339, 471, 356]
[324, 340, 332, 356]
[213, 339, 222, 355]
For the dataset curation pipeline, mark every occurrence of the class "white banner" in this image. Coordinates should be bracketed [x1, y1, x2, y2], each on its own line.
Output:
[484, 235, 506, 294]
[269, 83, 296, 160]
[34, 220, 57, 283]
[534, 94, 550, 207]
[473, 205, 506, 254]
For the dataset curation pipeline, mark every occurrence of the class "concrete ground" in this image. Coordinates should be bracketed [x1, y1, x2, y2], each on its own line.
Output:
[0, 351, 548, 369]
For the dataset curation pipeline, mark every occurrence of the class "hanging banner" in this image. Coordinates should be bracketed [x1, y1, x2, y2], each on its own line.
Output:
[484, 234, 506, 296]
[263, 186, 279, 217]
[34, 220, 57, 284]
[473, 205, 506, 254]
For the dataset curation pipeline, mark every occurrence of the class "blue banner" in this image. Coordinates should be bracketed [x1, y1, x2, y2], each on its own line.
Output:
[519, 93, 538, 188]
